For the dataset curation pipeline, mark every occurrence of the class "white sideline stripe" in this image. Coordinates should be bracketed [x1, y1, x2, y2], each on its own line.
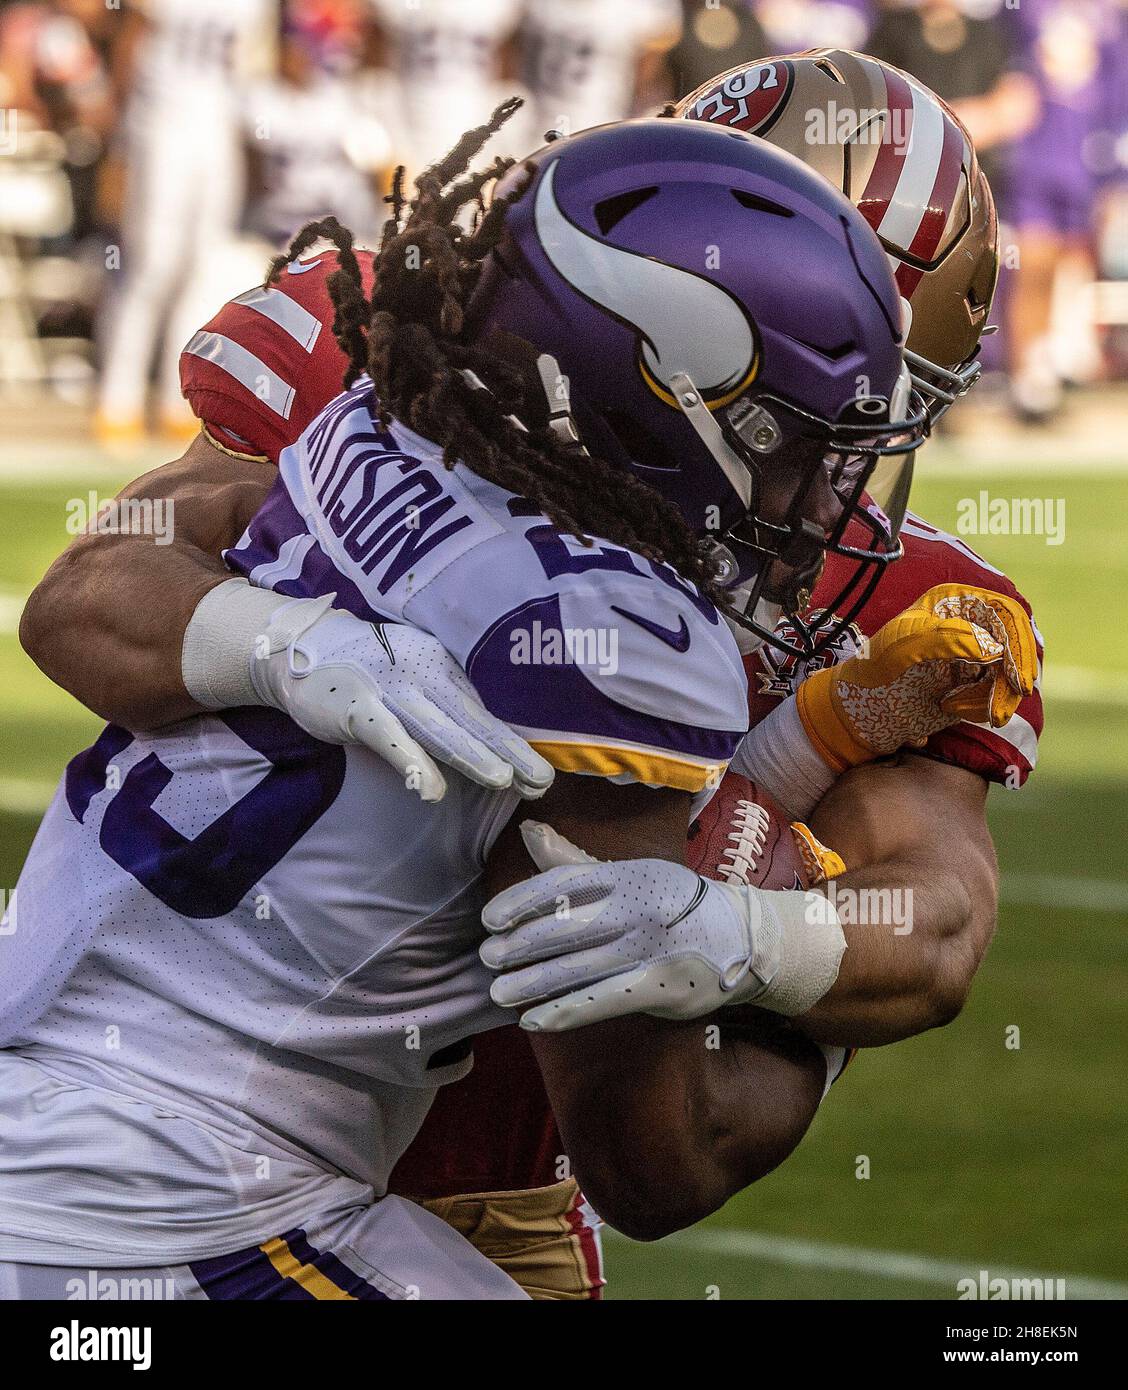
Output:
[605, 1227, 1128, 1300]
[999, 875, 1128, 914]
[0, 591, 25, 633]
[1043, 664, 1128, 704]
[0, 777, 57, 815]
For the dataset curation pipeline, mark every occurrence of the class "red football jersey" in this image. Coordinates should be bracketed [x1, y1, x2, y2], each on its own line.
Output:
[179, 265, 1044, 1200]
[180, 249, 377, 461]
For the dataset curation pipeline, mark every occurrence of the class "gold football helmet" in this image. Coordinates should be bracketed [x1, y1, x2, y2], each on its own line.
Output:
[675, 49, 998, 420]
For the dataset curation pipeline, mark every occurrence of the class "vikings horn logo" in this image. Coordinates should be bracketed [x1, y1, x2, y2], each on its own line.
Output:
[533, 160, 760, 410]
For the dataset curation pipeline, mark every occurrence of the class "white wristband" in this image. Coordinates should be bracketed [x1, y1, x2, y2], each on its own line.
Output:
[759, 886, 846, 1016]
[730, 694, 837, 821]
[182, 578, 289, 710]
[721, 882, 846, 1017]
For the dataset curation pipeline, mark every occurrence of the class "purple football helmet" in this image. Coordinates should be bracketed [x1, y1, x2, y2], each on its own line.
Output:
[467, 118, 927, 655]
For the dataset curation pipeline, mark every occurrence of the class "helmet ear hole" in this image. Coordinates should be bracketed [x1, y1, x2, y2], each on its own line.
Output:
[731, 189, 794, 218]
[601, 408, 680, 471]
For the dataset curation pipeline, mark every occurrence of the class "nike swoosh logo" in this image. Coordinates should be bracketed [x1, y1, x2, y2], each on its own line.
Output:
[667, 876, 708, 928]
[287, 258, 325, 275]
[611, 606, 691, 653]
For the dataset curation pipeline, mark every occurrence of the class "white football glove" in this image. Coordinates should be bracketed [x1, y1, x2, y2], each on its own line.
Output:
[183, 580, 554, 803]
[479, 823, 842, 1031]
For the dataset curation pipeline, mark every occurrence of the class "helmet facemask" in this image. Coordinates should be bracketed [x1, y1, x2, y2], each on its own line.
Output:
[683, 367, 927, 658]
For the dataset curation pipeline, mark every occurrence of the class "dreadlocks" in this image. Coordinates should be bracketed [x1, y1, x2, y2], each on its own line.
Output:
[268, 101, 721, 595]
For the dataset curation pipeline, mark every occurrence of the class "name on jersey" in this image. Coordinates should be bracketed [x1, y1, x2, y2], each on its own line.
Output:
[313, 443, 475, 595]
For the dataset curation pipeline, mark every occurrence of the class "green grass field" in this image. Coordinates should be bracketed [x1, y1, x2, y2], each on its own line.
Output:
[1, 446, 1125, 1300]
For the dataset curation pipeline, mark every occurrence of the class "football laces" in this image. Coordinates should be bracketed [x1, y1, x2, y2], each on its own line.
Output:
[717, 798, 770, 885]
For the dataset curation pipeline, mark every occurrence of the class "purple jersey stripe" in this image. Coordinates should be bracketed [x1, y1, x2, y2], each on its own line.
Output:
[225, 468, 387, 625]
[188, 1242, 314, 1300]
[283, 1227, 391, 1301]
[224, 474, 309, 577]
[467, 595, 741, 764]
[264, 535, 381, 622]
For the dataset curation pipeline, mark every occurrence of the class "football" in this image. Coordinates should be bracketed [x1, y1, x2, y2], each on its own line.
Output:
[687, 773, 810, 891]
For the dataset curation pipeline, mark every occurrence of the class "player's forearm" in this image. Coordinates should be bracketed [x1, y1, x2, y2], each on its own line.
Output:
[21, 531, 230, 730]
[795, 857, 990, 1047]
[771, 754, 998, 1047]
[532, 1020, 731, 1241]
[488, 781, 775, 1240]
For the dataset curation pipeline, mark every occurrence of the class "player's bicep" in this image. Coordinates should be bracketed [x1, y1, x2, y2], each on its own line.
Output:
[22, 437, 274, 729]
[102, 434, 274, 556]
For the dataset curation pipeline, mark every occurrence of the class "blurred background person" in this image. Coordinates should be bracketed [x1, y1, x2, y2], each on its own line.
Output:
[242, 0, 387, 251]
[1003, 0, 1119, 422]
[1090, 1, 1128, 376]
[366, 0, 524, 182]
[0, 0, 111, 393]
[519, 0, 680, 137]
[94, 0, 277, 445]
[0, 0, 112, 236]
[665, 0, 766, 97]
[169, 0, 392, 355]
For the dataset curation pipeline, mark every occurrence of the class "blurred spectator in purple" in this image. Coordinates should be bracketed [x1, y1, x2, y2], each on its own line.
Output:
[1003, 0, 1118, 420]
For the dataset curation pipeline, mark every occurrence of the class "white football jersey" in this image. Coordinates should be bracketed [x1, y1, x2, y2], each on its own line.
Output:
[0, 380, 747, 1264]
[368, 0, 524, 172]
[129, 0, 275, 112]
[522, 0, 681, 135]
[242, 74, 387, 244]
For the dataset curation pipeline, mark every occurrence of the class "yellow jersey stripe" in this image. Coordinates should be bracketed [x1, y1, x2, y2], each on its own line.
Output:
[529, 739, 723, 792]
[259, 1236, 356, 1300]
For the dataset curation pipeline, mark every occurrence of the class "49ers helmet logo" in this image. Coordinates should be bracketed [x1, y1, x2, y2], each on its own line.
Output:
[687, 61, 795, 137]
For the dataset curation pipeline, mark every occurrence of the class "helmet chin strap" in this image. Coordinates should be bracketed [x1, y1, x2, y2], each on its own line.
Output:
[668, 371, 753, 511]
[722, 593, 781, 655]
[536, 353, 589, 451]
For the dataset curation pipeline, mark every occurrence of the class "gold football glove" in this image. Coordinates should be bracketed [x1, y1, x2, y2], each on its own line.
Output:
[795, 583, 1038, 773]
